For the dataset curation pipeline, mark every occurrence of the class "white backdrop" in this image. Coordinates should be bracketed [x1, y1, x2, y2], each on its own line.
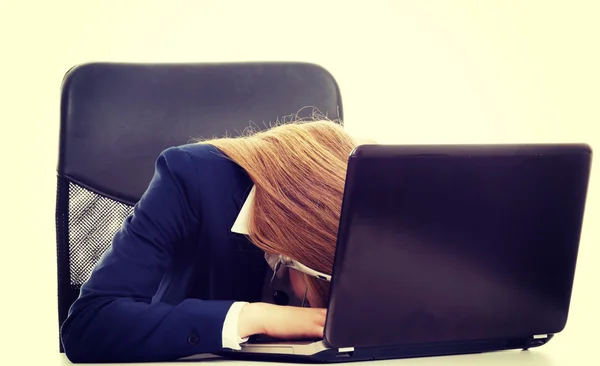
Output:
[1, 1, 598, 365]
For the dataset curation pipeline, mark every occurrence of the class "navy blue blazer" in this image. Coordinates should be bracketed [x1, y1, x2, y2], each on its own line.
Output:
[60, 144, 270, 363]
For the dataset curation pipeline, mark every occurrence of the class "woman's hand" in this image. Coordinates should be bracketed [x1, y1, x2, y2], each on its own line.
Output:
[238, 303, 326, 340]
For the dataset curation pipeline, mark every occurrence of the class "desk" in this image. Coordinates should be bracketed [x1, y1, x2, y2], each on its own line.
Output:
[15, 345, 579, 366]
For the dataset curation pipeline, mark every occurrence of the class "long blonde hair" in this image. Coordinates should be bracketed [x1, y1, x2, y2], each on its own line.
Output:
[203, 120, 360, 308]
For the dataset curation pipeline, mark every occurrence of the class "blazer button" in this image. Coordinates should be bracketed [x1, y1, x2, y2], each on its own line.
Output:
[188, 334, 200, 346]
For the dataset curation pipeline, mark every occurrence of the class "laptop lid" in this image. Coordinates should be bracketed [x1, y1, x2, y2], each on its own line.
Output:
[324, 143, 592, 350]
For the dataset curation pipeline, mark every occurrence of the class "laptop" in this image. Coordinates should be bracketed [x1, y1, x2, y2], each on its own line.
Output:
[219, 143, 592, 362]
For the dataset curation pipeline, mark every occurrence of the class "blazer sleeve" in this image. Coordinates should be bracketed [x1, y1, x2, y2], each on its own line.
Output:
[60, 146, 236, 363]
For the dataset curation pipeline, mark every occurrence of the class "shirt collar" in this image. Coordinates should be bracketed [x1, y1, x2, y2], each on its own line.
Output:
[231, 185, 255, 235]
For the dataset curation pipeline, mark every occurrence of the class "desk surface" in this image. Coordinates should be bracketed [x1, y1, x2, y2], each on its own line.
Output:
[15, 341, 590, 366]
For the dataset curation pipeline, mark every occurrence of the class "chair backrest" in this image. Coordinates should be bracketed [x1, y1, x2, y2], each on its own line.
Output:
[55, 62, 343, 351]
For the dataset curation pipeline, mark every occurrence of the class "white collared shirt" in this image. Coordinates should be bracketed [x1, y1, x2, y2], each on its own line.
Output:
[222, 186, 299, 348]
[221, 186, 256, 350]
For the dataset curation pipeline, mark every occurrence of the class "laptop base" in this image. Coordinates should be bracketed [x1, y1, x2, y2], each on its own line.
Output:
[217, 335, 553, 363]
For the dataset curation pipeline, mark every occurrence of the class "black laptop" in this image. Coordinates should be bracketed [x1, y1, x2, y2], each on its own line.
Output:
[220, 143, 592, 362]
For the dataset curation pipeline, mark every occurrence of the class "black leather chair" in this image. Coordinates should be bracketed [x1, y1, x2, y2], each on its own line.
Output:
[55, 62, 343, 351]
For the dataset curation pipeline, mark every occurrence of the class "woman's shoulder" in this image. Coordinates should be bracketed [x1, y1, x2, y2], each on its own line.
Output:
[159, 142, 228, 163]
[156, 143, 238, 174]
[156, 143, 249, 191]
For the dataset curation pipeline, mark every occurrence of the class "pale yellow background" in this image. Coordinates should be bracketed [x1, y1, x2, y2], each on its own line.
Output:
[1, 1, 598, 365]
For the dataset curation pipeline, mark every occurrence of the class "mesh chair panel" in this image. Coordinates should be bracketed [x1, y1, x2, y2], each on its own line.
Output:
[68, 182, 133, 285]
[56, 176, 135, 352]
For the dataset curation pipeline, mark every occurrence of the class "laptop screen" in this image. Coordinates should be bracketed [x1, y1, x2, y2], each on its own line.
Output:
[326, 145, 591, 348]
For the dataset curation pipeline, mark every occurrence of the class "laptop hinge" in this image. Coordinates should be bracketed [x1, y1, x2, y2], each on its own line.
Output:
[338, 347, 354, 353]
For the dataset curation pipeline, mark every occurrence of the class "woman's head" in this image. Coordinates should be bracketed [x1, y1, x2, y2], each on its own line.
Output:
[204, 120, 362, 308]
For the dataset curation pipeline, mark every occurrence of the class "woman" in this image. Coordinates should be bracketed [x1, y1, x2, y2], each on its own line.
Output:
[60, 120, 362, 363]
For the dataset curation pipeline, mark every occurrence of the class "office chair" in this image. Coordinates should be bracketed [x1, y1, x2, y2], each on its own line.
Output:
[55, 62, 343, 351]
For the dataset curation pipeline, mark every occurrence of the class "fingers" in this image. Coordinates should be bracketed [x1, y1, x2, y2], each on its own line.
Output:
[310, 325, 325, 339]
[313, 308, 326, 326]
[299, 307, 326, 338]
[261, 304, 328, 340]
[314, 309, 326, 338]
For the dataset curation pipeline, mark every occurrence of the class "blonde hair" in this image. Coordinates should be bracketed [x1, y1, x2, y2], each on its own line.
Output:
[203, 120, 361, 308]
